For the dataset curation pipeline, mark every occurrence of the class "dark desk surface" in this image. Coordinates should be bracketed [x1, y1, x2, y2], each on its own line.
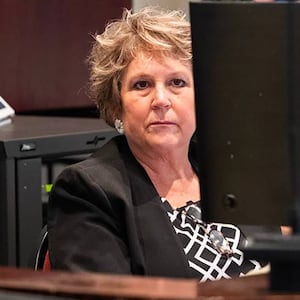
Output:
[0, 267, 300, 300]
[0, 115, 116, 159]
[0, 116, 112, 140]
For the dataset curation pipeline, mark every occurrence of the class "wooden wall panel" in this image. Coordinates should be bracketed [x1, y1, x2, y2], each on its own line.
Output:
[0, 0, 131, 112]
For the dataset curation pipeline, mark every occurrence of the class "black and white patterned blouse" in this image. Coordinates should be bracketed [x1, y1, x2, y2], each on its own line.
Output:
[161, 198, 266, 282]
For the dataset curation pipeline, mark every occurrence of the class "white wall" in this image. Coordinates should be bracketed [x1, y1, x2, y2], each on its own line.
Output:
[132, 0, 190, 18]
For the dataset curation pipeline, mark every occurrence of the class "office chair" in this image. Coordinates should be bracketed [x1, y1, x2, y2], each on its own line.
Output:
[33, 225, 51, 271]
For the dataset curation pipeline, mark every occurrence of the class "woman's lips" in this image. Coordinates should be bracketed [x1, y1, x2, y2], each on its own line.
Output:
[149, 121, 176, 126]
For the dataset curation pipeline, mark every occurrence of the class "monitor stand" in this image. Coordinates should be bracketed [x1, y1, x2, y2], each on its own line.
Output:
[244, 233, 300, 292]
[244, 204, 300, 292]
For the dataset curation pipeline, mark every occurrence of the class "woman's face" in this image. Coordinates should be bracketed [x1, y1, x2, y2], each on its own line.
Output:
[120, 54, 195, 154]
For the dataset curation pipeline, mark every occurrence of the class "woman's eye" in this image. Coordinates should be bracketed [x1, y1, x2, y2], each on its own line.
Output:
[171, 79, 186, 87]
[133, 80, 149, 90]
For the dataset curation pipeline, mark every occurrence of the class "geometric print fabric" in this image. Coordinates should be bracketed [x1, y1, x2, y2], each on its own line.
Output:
[162, 199, 265, 282]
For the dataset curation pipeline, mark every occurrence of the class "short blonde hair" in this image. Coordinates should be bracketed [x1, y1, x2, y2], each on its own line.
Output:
[88, 6, 192, 127]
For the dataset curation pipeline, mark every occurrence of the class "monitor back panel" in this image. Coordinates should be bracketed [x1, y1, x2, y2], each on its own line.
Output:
[190, 2, 300, 225]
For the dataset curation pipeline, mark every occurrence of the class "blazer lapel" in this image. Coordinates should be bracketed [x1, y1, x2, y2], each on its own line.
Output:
[119, 140, 193, 278]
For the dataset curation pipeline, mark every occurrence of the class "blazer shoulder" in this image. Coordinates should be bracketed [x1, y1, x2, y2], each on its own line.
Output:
[69, 135, 126, 173]
[53, 136, 133, 203]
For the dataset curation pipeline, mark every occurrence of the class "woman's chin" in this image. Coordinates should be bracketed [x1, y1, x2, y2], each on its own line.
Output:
[147, 136, 182, 150]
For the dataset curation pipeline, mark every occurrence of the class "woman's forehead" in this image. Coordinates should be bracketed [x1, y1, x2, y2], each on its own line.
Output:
[125, 51, 192, 73]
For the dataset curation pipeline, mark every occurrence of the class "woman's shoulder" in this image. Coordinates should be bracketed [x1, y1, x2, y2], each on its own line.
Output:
[69, 135, 128, 171]
[53, 135, 132, 192]
[53, 138, 129, 202]
[62, 137, 123, 174]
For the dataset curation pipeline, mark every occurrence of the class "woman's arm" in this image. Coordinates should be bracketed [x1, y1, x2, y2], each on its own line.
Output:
[47, 165, 132, 274]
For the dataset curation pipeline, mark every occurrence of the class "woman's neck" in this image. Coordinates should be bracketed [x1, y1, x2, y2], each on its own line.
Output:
[131, 146, 200, 208]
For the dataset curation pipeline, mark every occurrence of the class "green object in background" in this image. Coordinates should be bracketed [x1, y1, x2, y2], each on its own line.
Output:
[42, 184, 53, 193]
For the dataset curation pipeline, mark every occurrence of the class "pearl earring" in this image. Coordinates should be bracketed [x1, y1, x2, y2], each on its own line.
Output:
[114, 119, 124, 134]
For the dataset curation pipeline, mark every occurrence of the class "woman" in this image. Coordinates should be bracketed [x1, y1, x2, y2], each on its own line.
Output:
[47, 7, 266, 281]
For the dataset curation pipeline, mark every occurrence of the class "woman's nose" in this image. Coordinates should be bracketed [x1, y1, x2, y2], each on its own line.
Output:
[151, 85, 171, 108]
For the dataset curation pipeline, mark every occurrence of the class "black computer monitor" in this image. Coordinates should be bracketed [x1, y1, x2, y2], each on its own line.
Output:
[190, 1, 300, 227]
[190, 1, 300, 291]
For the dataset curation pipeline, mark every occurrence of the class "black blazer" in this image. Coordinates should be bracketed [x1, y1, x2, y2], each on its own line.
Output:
[48, 135, 197, 278]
